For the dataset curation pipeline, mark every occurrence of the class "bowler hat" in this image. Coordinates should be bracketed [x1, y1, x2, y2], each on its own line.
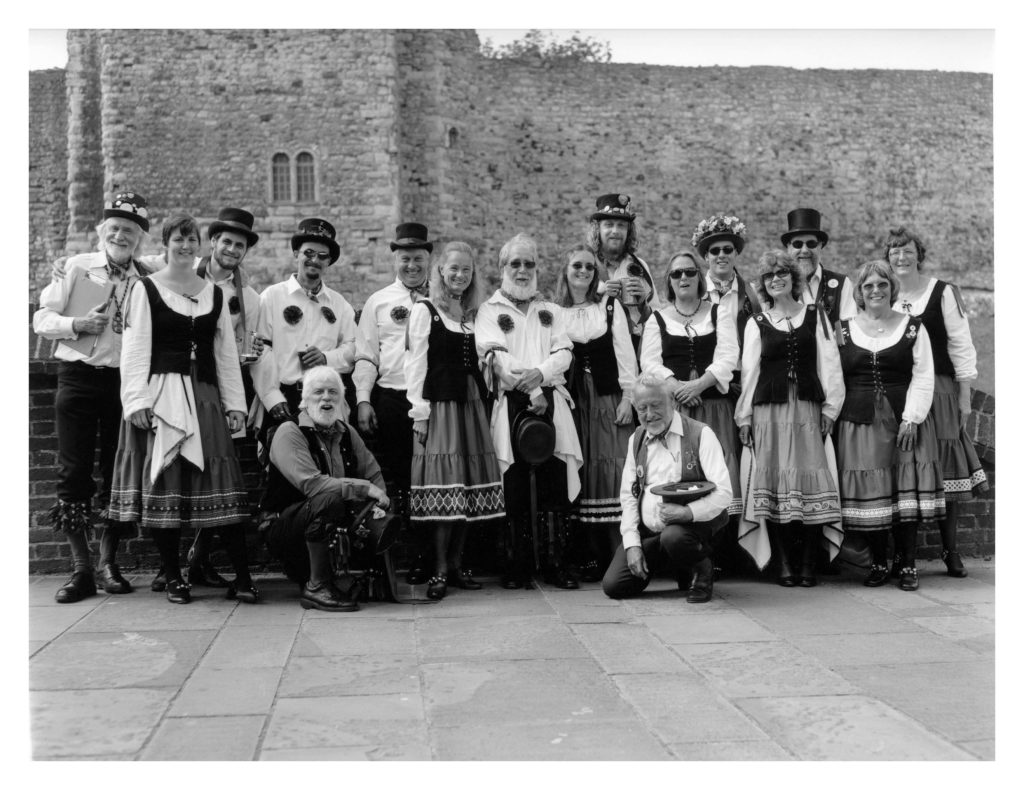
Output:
[348, 501, 401, 556]
[103, 191, 150, 233]
[781, 208, 830, 247]
[389, 223, 433, 254]
[208, 207, 259, 247]
[591, 193, 636, 222]
[512, 409, 556, 466]
[291, 217, 341, 264]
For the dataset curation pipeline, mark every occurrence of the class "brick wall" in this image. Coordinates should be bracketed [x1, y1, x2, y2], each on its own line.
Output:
[29, 69, 69, 301]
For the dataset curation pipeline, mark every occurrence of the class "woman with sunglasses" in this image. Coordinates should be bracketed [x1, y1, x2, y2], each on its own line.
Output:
[834, 260, 944, 591]
[884, 227, 987, 578]
[639, 251, 741, 526]
[107, 214, 257, 604]
[556, 244, 637, 581]
[736, 250, 845, 587]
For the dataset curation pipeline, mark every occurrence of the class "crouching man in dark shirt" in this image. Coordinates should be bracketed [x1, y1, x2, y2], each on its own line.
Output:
[262, 365, 393, 612]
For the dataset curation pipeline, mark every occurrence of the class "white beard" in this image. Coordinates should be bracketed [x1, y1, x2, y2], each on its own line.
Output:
[501, 271, 538, 301]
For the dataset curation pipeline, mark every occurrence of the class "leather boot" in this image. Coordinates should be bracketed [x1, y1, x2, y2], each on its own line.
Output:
[98, 563, 133, 594]
[687, 557, 714, 603]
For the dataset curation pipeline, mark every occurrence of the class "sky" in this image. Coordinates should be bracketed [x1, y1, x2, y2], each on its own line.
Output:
[29, 28, 993, 73]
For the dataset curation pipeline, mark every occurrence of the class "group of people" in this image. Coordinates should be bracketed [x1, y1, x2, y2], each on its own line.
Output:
[33, 190, 988, 612]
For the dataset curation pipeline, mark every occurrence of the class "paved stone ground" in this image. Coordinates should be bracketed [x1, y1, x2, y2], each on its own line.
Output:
[28, 558, 994, 761]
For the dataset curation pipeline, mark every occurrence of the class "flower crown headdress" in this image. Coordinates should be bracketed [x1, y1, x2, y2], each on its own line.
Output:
[691, 214, 747, 249]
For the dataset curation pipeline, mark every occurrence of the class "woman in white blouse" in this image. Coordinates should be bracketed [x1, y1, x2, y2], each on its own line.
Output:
[405, 242, 505, 600]
[736, 250, 845, 588]
[834, 261, 945, 591]
[640, 251, 741, 520]
[107, 215, 255, 605]
[556, 244, 637, 582]
[885, 227, 987, 579]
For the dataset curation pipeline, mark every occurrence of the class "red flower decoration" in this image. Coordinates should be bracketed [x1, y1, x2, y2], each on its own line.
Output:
[390, 306, 409, 324]
[497, 314, 514, 333]
[283, 305, 303, 325]
[321, 306, 337, 324]
[538, 309, 553, 327]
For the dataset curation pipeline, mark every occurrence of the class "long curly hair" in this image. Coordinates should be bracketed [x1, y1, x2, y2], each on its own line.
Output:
[553, 244, 601, 308]
[429, 240, 485, 323]
[586, 218, 639, 262]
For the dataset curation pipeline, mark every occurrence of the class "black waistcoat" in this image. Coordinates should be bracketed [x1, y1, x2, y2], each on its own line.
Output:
[260, 423, 358, 515]
[914, 280, 957, 378]
[752, 306, 826, 405]
[142, 276, 222, 385]
[813, 267, 847, 327]
[420, 301, 486, 403]
[837, 317, 921, 424]
[655, 306, 724, 399]
[570, 299, 621, 397]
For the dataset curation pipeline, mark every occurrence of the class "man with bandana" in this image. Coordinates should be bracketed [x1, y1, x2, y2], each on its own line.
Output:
[33, 191, 154, 603]
[352, 223, 433, 583]
[251, 218, 358, 443]
[586, 193, 662, 351]
[475, 233, 584, 588]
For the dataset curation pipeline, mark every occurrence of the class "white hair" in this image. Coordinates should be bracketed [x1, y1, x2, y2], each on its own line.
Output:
[300, 365, 344, 409]
[94, 218, 147, 257]
[634, 371, 672, 399]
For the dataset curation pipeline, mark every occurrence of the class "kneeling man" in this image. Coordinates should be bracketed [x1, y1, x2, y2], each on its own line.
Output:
[602, 373, 733, 603]
[262, 366, 394, 612]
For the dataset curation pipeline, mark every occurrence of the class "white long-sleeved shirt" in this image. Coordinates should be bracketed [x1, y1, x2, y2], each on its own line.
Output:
[639, 303, 738, 392]
[618, 413, 733, 550]
[735, 304, 846, 426]
[251, 275, 357, 411]
[119, 278, 245, 419]
[404, 300, 478, 422]
[801, 263, 858, 321]
[353, 278, 423, 401]
[842, 317, 934, 424]
[563, 295, 637, 400]
[33, 251, 148, 368]
[894, 277, 977, 382]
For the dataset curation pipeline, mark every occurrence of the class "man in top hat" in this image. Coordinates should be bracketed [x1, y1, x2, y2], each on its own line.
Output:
[251, 217, 358, 440]
[475, 233, 584, 589]
[352, 222, 433, 578]
[586, 193, 662, 350]
[602, 373, 733, 603]
[782, 208, 856, 325]
[33, 191, 154, 603]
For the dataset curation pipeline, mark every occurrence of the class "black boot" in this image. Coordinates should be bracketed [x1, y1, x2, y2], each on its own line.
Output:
[687, 557, 714, 603]
[768, 523, 795, 586]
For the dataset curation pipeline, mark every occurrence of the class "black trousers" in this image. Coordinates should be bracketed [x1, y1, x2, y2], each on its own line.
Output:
[263, 490, 349, 584]
[602, 522, 712, 599]
[54, 361, 122, 506]
[368, 385, 413, 496]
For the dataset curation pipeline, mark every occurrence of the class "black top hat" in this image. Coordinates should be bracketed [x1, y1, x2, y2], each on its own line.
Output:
[781, 208, 830, 247]
[389, 223, 433, 254]
[208, 207, 259, 248]
[291, 217, 341, 264]
[103, 191, 150, 233]
[591, 193, 636, 222]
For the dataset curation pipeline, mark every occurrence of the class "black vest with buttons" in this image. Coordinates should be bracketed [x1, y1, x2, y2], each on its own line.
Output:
[812, 267, 847, 327]
[654, 306, 724, 399]
[420, 300, 487, 403]
[751, 306, 825, 405]
[915, 280, 957, 378]
[142, 276, 222, 385]
[837, 317, 921, 424]
[570, 299, 621, 397]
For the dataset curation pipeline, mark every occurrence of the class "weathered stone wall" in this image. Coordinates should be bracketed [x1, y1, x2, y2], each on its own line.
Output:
[29, 69, 69, 299]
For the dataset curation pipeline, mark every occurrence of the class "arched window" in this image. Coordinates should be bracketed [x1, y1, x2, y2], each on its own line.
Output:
[295, 152, 316, 203]
[271, 153, 291, 202]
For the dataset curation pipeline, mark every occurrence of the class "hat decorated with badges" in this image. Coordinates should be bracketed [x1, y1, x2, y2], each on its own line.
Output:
[692, 213, 747, 257]
[291, 217, 340, 264]
[208, 207, 259, 248]
[781, 208, 830, 247]
[389, 223, 433, 254]
[591, 193, 636, 222]
[103, 191, 150, 232]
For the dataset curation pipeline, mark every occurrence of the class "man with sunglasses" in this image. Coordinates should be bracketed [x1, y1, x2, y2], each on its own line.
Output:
[252, 217, 358, 441]
[781, 208, 856, 325]
[476, 233, 584, 588]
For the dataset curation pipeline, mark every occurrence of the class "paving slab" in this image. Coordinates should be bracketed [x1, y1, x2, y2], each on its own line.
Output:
[842, 586, 962, 617]
[640, 611, 779, 644]
[169, 667, 283, 717]
[957, 739, 995, 760]
[612, 673, 771, 743]
[674, 641, 860, 698]
[421, 659, 635, 727]
[949, 602, 995, 620]
[570, 623, 688, 674]
[417, 614, 587, 662]
[28, 578, 112, 609]
[431, 718, 671, 760]
[835, 661, 994, 743]
[544, 604, 635, 624]
[667, 739, 795, 760]
[411, 588, 556, 619]
[29, 604, 97, 642]
[260, 743, 434, 760]
[914, 578, 995, 605]
[32, 688, 175, 759]
[736, 695, 976, 760]
[140, 714, 265, 760]
[262, 694, 428, 752]
[788, 631, 983, 667]
[909, 615, 996, 641]
[198, 624, 298, 669]
[292, 618, 416, 658]
[278, 654, 421, 698]
[30, 629, 217, 690]
[69, 594, 235, 632]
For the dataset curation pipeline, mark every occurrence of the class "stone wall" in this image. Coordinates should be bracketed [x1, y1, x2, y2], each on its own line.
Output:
[29, 69, 69, 298]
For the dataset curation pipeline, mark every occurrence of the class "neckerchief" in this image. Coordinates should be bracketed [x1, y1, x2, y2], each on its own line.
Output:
[499, 289, 537, 312]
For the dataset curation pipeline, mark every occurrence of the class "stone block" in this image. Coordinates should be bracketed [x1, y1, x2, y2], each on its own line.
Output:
[141, 715, 265, 761]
